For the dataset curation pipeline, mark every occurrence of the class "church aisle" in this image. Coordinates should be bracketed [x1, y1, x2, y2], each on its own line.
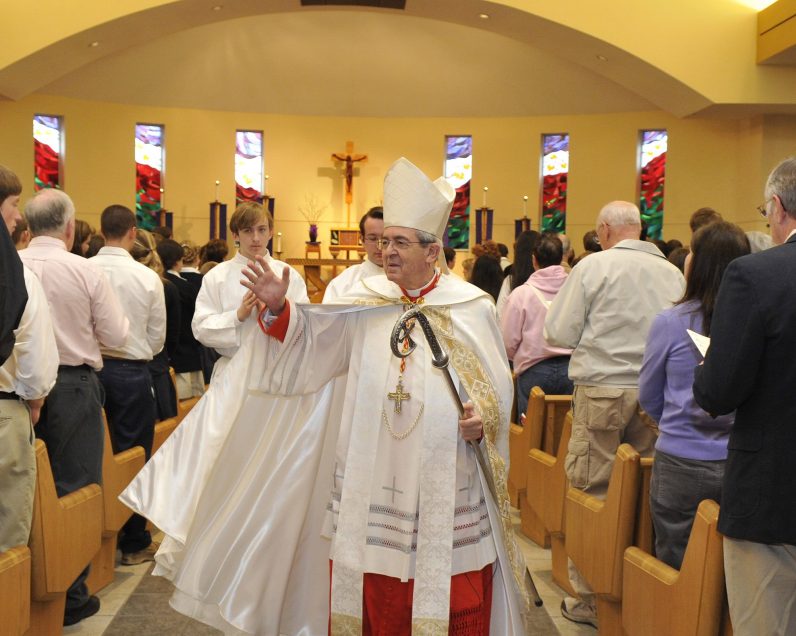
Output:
[60, 519, 588, 635]
[512, 511, 594, 635]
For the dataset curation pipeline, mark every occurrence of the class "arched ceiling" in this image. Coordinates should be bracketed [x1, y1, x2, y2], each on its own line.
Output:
[2, 0, 795, 118]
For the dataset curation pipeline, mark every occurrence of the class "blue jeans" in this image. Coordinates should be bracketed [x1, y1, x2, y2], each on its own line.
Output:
[98, 358, 156, 554]
[516, 356, 573, 416]
[650, 448, 725, 570]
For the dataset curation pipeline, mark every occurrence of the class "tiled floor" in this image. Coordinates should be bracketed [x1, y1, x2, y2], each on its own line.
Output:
[61, 516, 595, 635]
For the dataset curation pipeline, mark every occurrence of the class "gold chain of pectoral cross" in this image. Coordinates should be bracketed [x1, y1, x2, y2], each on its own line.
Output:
[384, 297, 426, 438]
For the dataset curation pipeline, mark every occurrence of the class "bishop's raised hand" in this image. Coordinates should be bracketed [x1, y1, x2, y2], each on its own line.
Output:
[241, 255, 290, 315]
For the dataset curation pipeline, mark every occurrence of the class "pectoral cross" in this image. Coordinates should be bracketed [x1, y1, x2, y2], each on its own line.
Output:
[387, 376, 411, 414]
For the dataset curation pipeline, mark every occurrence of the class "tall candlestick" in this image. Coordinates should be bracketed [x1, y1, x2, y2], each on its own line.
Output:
[523, 195, 528, 217]
[160, 187, 165, 210]
[483, 186, 488, 207]
[215, 180, 220, 201]
[276, 231, 282, 253]
[264, 174, 270, 195]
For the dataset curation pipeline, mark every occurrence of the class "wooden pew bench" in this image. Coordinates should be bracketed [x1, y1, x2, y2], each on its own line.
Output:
[623, 499, 725, 636]
[0, 546, 31, 635]
[86, 417, 146, 594]
[28, 440, 102, 635]
[509, 386, 571, 546]
[565, 443, 641, 635]
[525, 412, 575, 595]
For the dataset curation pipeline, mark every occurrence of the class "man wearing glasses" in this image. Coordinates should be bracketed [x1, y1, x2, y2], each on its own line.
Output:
[694, 156, 796, 635]
[240, 157, 530, 634]
[323, 206, 384, 302]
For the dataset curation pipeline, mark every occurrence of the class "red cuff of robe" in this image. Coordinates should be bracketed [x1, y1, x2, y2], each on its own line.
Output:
[257, 300, 290, 341]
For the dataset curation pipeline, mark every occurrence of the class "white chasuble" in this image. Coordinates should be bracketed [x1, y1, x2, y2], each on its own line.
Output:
[122, 272, 531, 635]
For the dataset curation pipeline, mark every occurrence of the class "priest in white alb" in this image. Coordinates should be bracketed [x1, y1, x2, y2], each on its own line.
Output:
[323, 206, 384, 302]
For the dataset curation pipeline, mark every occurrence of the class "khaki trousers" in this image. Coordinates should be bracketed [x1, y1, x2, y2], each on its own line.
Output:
[724, 537, 796, 636]
[0, 399, 36, 552]
[566, 384, 657, 606]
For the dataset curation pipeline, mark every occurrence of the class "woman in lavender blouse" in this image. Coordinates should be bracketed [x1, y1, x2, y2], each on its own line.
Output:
[639, 221, 750, 569]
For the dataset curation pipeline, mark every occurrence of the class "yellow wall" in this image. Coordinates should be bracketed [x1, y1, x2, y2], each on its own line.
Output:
[0, 93, 780, 261]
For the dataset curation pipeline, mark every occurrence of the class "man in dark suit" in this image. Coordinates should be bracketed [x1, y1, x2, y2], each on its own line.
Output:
[694, 156, 796, 636]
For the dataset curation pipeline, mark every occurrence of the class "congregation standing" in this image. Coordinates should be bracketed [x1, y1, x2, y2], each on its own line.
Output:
[1, 153, 794, 635]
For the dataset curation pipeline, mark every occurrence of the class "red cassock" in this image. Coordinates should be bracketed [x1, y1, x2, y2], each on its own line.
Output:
[331, 562, 494, 636]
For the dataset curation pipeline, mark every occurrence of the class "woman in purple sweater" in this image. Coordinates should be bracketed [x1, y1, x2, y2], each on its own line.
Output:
[639, 221, 750, 569]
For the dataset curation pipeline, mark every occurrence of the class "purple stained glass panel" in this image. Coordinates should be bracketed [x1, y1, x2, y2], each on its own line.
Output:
[444, 135, 472, 249]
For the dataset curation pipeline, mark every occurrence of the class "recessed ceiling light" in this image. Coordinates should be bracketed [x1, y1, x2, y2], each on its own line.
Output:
[478, 13, 489, 20]
[212, 4, 223, 10]
[89, 41, 100, 48]
[596, 54, 608, 62]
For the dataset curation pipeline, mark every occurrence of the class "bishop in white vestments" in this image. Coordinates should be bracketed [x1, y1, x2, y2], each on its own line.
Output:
[122, 158, 531, 635]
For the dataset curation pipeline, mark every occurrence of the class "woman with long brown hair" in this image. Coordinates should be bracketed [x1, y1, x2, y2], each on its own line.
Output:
[639, 221, 750, 569]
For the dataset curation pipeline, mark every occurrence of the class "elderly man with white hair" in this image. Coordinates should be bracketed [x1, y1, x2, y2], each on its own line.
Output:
[20, 188, 129, 626]
[544, 200, 684, 628]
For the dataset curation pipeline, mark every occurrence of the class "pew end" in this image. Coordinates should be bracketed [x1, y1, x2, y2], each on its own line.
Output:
[524, 412, 574, 594]
[622, 499, 725, 636]
[28, 440, 102, 635]
[514, 388, 572, 547]
[508, 386, 545, 506]
[0, 546, 31, 635]
[565, 443, 641, 635]
[87, 418, 146, 594]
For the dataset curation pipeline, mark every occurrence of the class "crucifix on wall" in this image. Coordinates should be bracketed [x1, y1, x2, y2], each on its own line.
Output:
[331, 140, 367, 226]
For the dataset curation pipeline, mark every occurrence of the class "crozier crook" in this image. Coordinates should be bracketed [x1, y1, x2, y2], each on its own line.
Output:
[392, 306, 497, 506]
[390, 306, 544, 608]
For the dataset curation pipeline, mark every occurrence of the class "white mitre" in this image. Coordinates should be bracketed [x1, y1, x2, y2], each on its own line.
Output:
[383, 157, 456, 273]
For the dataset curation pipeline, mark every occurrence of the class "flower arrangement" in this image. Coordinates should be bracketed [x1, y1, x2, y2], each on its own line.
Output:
[298, 193, 327, 224]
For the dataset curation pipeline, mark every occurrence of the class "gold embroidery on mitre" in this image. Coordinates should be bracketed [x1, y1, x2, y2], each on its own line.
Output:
[411, 618, 449, 636]
[422, 306, 534, 626]
[330, 613, 362, 636]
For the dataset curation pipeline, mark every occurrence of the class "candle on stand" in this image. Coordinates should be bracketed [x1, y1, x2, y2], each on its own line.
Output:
[264, 174, 270, 194]
[215, 180, 220, 201]
[159, 187, 165, 210]
[276, 231, 282, 253]
[523, 195, 528, 217]
[483, 186, 488, 208]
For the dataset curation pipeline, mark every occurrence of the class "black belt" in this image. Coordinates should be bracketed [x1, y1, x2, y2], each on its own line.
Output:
[0, 391, 19, 400]
[58, 363, 92, 371]
[102, 357, 148, 365]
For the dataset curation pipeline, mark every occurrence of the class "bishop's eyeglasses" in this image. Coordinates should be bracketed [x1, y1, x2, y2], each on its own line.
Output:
[376, 238, 426, 250]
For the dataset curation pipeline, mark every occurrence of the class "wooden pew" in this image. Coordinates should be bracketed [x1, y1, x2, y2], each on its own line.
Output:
[623, 499, 725, 636]
[86, 417, 146, 594]
[525, 412, 574, 595]
[509, 387, 541, 506]
[508, 387, 571, 506]
[0, 546, 31, 635]
[565, 443, 641, 635]
[509, 387, 571, 545]
[27, 440, 103, 635]
[634, 457, 655, 554]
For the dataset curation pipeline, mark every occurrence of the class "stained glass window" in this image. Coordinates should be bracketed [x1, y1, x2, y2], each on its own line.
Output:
[541, 134, 569, 233]
[33, 115, 64, 191]
[639, 129, 667, 240]
[135, 123, 164, 230]
[235, 130, 264, 205]
[444, 135, 472, 249]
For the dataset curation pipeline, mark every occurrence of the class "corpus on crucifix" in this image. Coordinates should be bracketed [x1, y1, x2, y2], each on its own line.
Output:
[332, 140, 367, 225]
